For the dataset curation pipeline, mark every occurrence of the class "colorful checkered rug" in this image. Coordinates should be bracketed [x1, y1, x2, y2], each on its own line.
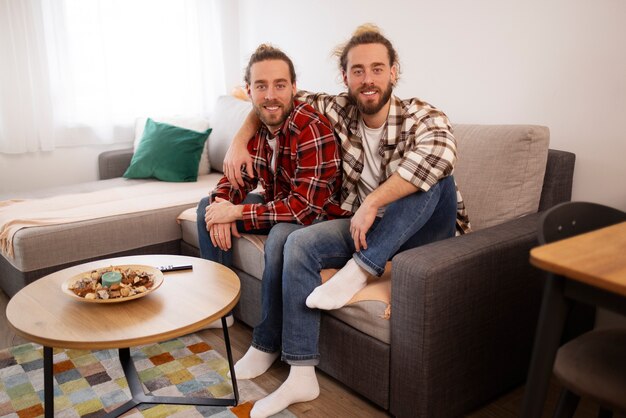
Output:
[0, 333, 293, 417]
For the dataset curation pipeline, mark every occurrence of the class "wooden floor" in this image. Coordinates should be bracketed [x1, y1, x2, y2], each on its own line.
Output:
[0, 288, 618, 418]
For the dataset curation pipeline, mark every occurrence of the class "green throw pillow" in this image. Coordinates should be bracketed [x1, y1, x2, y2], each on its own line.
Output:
[124, 118, 211, 182]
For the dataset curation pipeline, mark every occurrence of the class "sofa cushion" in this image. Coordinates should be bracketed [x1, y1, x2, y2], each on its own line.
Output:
[453, 124, 549, 231]
[125, 119, 211, 182]
[321, 267, 392, 344]
[208, 96, 253, 173]
[134, 116, 212, 175]
[178, 207, 266, 280]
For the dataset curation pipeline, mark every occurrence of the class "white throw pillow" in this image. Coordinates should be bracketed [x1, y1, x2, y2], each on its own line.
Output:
[208, 96, 253, 172]
[134, 116, 211, 175]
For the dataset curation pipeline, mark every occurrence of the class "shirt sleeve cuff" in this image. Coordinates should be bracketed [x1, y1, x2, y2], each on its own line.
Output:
[241, 203, 259, 230]
[396, 164, 433, 193]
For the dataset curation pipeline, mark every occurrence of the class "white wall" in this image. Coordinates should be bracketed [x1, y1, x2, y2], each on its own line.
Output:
[2, 0, 625, 211]
[237, 0, 626, 211]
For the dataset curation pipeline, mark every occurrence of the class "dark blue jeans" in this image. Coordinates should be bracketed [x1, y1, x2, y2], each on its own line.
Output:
[252, 175, 459, 365]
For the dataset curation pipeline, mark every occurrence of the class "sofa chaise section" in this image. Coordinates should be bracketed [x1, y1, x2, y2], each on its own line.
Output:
[0, 176, 221, 297]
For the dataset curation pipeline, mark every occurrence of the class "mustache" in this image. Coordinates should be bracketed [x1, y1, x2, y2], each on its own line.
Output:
[262, 100, 283, 107]
[357, 85, 381, 94]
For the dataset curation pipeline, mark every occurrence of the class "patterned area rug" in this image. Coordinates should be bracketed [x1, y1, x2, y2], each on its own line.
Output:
[0, 333, 293, 418]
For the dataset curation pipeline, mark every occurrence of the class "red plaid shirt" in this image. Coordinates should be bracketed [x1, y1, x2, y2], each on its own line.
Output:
[211, 100, 350, 230]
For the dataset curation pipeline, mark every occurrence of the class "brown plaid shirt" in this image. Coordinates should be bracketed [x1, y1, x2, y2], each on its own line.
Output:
[297, 91, 471, 235]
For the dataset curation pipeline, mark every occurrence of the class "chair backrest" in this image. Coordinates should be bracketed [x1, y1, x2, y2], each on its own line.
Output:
[538, 201, 626, 245]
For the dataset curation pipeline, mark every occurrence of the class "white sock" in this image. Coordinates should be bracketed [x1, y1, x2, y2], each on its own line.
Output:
[250, 365, 319, 418]
[306, 258, 369, 310]
[231, 346, 279, 380]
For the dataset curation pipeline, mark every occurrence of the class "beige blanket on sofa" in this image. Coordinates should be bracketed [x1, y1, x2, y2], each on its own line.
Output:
[0, 177, 216, 259]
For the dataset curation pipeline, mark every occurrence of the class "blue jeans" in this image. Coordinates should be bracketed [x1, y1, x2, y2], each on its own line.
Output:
[196, 193, 270, 265]
[253, 175, 458, 365]
[251, 223, 306, 356]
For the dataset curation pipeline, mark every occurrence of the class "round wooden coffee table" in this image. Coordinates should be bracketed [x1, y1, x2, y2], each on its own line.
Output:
[6, 254, 241, 418]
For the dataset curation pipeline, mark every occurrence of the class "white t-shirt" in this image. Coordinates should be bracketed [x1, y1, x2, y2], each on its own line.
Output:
[266, 134, 279, 174]
[357, 119, 386, 216]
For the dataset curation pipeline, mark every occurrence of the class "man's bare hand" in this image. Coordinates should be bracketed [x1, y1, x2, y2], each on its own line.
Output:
[205, 197, 243, 227]
[209, 222, 239, 251]
[350, 201, 379, 252]
[223, 141, 253, 189]
[223, 109, 260, 188]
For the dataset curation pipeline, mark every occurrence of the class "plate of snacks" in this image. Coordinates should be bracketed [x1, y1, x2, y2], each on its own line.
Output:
[62, 265, 164, 303]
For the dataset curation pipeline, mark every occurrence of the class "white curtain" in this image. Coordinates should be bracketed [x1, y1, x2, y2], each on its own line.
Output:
[0, 0, 229, 153]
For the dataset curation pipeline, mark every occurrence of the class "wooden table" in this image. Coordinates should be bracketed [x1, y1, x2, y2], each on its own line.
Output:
[6, 254, 241, 418]
[521, 221, 626, 417]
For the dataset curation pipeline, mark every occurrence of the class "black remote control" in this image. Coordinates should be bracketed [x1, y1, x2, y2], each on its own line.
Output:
[157, 264, 193, 272]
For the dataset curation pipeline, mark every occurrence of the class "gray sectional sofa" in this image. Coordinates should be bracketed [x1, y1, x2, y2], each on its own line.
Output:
[0, 96, 576, 417]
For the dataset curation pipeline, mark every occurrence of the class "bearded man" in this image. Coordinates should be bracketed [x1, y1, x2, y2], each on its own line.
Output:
[197, 43, 345, 272]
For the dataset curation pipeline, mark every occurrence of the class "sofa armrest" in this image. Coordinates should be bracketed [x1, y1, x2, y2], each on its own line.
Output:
[98, 148, 133, 179]
[539, 149, 576, 211]
[389, 213, 544, 418]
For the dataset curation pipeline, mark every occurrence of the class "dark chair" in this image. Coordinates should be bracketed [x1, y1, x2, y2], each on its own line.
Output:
[538, 201, 626, 418]
[539, 201, 625, 246]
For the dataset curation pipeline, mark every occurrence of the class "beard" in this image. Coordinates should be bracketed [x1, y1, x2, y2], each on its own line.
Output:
[254, 100, 294, 131]
[348, 81, 394, 115]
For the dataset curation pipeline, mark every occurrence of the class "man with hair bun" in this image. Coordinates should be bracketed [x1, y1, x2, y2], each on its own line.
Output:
[223, 25, 471, 418]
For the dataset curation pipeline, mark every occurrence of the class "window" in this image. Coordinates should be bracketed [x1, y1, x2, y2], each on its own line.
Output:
[0, 0, 228, 153]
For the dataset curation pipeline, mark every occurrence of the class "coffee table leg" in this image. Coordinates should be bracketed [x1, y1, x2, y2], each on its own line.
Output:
[105, 318, 239, 417]
[102, 349, 142, 417]
[43, 346, 54, 418]
[222, 315, 239, 405]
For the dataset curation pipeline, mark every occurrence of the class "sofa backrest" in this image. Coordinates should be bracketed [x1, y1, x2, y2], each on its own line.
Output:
[205, 97, 553, 231]
[453, 124, 550, 231]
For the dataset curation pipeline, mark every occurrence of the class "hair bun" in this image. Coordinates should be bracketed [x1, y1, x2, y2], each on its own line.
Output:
[352, 23, 382, 36]
[255, 43, 275, 53]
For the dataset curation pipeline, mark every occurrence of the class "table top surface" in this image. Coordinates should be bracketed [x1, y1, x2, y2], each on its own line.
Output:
[6, 255, 240, 349]
[530, 221, 626, 297]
